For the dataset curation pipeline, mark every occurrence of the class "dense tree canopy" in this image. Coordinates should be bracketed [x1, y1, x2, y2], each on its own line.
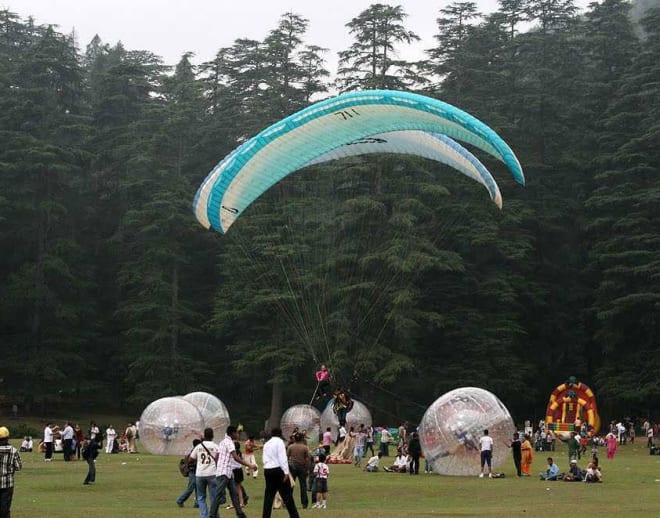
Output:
[0, 2, 658, 432]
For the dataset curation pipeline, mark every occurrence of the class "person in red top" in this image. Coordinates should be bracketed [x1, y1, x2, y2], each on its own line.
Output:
[244, 436, 260, 479]
[314, 365, 331, 400]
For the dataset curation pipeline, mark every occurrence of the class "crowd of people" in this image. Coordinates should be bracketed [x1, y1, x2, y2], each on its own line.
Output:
[1, 394, 657, 518]
[37, 421, 139, 462]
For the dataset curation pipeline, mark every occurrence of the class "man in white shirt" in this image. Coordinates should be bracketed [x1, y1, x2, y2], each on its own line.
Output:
[60, 422, 74, 461]
[478, 429, 494, 478]
[379, 428, 392, 456]
[188, 428, 219, 518]
[105, 425, 117, 454]
[384, 450, 408, 472]
[208, 425, 256, 518]
[261, 427, 300, 518]
[43, 423, 54, 462]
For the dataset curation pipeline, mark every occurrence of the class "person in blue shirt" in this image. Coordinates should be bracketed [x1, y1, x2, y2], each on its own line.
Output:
[539, 457, 560, 480]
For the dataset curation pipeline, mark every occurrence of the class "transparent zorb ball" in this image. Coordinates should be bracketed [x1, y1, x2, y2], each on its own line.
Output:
[419, 387, 515, 476]
[320, 398, 372, 439]
[182, 392, 231, 439]
[280, 404, 322, 442]
[139, 397, 205, 456]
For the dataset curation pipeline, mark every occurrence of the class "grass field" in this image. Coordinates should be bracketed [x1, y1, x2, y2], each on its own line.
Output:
[8, 439, 660, 518]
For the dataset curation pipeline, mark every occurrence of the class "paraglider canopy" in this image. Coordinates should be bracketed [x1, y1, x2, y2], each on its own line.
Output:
[193, 90, 524, 234]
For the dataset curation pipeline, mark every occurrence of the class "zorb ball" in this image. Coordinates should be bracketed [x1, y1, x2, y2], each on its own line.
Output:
[182, 392, 231, 438]
[419, 387, 514, 476]
[280, 404, 321, 441]
[320, 398, 372, 439]
[139, 397, 205, 455]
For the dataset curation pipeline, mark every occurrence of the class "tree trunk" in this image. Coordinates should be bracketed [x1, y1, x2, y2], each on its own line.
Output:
[266, 380, 283, 431]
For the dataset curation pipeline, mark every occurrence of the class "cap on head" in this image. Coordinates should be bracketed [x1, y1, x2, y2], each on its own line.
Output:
[0, 426, 9, 439]
[570, 459, 577, 464]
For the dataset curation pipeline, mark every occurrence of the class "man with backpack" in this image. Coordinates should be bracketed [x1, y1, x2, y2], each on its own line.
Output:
[188, 428, 219, 518]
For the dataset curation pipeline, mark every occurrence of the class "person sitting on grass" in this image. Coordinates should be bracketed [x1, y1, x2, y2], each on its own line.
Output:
[384, 449, 408, 473]
[20, 436, 33, 452]
[563, 459, 583, 481]
[584, 462, 603, 483]
[539, 457, 560, 480]
[365, 451, 383, 472]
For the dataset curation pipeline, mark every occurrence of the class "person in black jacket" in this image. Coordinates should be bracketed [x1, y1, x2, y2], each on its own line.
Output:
[407, 432, 422, 475]
[82, 437, 100, 485]
[510, 432, 522, 477]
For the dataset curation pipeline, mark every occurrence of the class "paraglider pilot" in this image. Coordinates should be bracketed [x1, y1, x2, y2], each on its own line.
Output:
[314, 365, 331, 400]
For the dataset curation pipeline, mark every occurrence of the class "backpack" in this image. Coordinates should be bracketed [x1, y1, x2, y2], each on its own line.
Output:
[178, 458, 190, 477]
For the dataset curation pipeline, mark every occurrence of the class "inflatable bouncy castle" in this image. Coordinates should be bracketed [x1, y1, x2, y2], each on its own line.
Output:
[545, 376, 600, 439]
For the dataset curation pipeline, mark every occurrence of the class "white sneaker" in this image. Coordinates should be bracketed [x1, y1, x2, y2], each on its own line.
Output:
[479, 473, 484, 478]
[312, 503, 320, 508]
[321, 503, 327, 509]
[488, 473, 493, 478]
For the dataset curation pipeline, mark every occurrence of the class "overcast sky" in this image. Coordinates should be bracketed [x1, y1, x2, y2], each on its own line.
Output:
[6, 0, 589, 71]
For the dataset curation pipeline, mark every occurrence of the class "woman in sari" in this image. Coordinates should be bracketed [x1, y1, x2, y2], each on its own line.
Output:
[521, 434, 534, 476]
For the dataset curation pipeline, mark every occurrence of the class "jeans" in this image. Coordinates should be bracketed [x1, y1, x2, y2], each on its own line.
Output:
[364, 441, 375, 457]
[84, 457, 96, 484]
[380, 442, 390, 457]
[177, 471, 197, 505]
[209, 475, 243, 518]
[353, 446, 364, 467]
[289, 462, 308, 508]
[196, 475, 217, 518]
[63, 439, 73, 461]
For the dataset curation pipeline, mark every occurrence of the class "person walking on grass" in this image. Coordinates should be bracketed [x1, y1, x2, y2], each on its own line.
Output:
[208, 425, 256, 518]
[262, 427, 300, 518]
[82, 436, 100, 485]
[311, 453, 329, 509]
[188, 428, 219, 518]
[0, 426, 22, 517]
[177, 439, 200, 509]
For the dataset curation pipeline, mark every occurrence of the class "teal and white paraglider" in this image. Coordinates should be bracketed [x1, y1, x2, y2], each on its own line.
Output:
[193, 90, 524, 234]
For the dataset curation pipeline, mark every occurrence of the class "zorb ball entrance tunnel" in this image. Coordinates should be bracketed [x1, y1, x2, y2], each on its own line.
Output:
[419, 387, 515, 476]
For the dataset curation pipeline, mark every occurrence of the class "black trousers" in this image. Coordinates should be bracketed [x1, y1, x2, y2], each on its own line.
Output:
[0, 486, 14, 518]
[262, 468, 299, 518]
[45, 442, 53, 460]
[289, 462, 308, 508]
[513, 453, 522, 476]
[63, 439, 73, 461]
[409, 454, 420, 474]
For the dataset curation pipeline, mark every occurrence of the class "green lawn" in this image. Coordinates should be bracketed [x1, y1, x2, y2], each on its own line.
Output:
[9, 440, 660, 517]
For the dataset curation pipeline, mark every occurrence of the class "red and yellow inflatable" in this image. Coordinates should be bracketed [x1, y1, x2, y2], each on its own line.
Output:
[545, 376, 600, 438]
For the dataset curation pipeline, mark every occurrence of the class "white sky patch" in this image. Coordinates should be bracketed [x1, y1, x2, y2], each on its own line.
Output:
[4, 0, 589, 72]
